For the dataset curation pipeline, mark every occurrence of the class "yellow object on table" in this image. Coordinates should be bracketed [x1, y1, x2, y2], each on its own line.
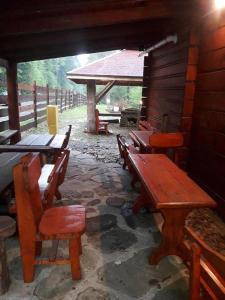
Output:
[47, 105, 59, 134]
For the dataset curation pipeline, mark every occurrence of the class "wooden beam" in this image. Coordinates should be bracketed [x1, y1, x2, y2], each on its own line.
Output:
[6, 61, 21, 143]
[96, 81, 115, 104]
[0, 2, 172, 37]
[87, 80, 96, 133]
[0, 58, 8, 69]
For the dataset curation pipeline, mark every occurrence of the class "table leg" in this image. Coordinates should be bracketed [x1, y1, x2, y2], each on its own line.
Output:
[132, 186, 150, 214]
[149, 207, 192, 265]
[0, 238, 10, 295]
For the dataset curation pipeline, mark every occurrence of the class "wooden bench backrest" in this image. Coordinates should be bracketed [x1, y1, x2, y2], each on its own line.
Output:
[95, 109, 100, 133]
[186, 226, 225, 300]
[62, 125, 72, 149]
[13, 154, 44, 242]
[149, 132, 184, 164]
[116, 134, 127, 159]
[44, 149, 70, 208]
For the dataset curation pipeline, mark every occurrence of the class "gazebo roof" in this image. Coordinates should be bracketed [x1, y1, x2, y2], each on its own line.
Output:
[67, 50, 144, 86]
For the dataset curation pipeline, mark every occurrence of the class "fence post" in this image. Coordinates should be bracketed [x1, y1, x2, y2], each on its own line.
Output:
[60, 88, 63, 112]
[33, 81, 38, 127]
[69, 90, 71, 109]
[65, 90, 67, 110]
[46, 84, 49, 105]
[55, 88, 58, 105]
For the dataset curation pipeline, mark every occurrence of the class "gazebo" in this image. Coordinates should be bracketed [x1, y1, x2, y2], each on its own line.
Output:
[67, 50, 144, 132]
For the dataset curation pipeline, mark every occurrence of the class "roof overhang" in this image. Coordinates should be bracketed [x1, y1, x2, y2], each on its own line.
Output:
[67, 74, 143, 86]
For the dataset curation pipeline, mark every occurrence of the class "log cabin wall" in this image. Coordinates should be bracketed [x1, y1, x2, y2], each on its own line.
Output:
[143, 32, 199, 167]
[146, 34, 189, 133]
[189, 13, 225, 219]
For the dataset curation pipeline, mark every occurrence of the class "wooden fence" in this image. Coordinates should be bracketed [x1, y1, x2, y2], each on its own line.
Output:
[0, 81, 86, 132]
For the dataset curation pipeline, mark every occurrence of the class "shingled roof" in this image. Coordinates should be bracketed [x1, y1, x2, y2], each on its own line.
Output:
[67, 50, 144, 86]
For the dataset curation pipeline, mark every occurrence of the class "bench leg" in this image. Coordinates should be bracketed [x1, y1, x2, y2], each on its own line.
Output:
[132, 186, 149, 214]
[149, 208, 192, 265]
[69, 239, 81, 280]
[55, 188, 62, 200]
[0, 238, 10, 295]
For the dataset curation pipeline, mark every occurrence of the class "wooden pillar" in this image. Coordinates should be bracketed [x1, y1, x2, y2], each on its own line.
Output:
[7, 61, 21, 142]
[87, 80, 96, 133]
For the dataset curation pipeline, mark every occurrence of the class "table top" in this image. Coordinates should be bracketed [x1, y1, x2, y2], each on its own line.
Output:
[17, 133, 65, 149]
[129, 130, 153, 149]
[0, 129, 18, 144]
[0, 133, 66, 193]
[129, 154, 216, 209]
[0, 152, 25, 193]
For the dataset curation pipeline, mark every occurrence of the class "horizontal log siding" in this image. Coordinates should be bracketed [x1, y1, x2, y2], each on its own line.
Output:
[189, 15, 225, 218]
[146, 35, 189, 133]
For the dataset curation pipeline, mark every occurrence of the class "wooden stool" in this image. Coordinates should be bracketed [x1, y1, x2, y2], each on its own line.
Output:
[0, 216, 16, 295]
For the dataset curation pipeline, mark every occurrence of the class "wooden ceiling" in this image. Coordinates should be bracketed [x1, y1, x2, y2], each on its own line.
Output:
[0, 0, 212, 62]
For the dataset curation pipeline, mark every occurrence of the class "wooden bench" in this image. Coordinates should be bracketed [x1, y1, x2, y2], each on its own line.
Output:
[138, 120, 152, 131]
[0, 129, 18, 145]
[129, 154, 217, 265]
[95, 109, 109, 135]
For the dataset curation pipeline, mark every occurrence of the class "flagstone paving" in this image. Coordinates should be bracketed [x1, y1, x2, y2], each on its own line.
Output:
[3, 140, 189, 300]
[2, 110, 224, 299]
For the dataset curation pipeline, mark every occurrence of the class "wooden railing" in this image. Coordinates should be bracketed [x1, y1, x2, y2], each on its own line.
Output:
[0, 81, 86, 132]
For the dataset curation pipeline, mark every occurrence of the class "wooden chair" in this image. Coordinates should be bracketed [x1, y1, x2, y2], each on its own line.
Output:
[62, 125, 72, 149]
[186, 226, 225, 300]
[95, 109, 109, 135]
[42, 149, 70, 208]
[149, 132, 184, 165]
[13, 153, 86, 283]
[116, 134, 139, 186]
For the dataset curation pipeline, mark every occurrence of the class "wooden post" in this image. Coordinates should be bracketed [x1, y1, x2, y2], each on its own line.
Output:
[68, 90, 71, 108]
[87, 80, 96, 133]
[33, 81, 37, 127]
[60, 89, 63, 112]
[7, 61, 21, 142]
[65, 90, 67, 110]
[46, 84, 49, 105]
[55, 88, 58, 105]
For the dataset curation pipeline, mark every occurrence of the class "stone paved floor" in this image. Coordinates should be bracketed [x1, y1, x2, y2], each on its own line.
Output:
[3, 119, 190, 300]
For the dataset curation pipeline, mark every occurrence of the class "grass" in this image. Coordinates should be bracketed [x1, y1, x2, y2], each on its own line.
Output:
[60, 104, 108, 121]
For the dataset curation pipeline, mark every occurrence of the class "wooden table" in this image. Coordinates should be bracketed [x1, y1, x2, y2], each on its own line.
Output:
[17, 133, 65, 150]
[0, 152, 25, 193]
[0, 134, 66, 193]
[129, 153, 217, 265]
[0, 129, 18, 144]
[129, 130, 153, 153]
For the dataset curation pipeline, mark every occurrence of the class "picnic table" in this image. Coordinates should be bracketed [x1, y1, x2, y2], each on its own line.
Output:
[129, 153, 217, 265]
[0, 133, 66, 193]
[129, 130, 153, 153]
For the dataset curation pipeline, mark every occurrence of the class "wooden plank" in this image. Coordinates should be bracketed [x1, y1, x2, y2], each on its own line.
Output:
[0, 129, 18, 144]
[19, 112, 34, 122]
[49, 134, 65, 149]
[129, 154, 216, 209]
[20, 121, 35, 132]
[18, 83, 34, 91]
[0, 152, 24, 192]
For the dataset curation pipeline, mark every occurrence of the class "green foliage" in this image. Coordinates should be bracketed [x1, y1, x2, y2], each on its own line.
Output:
[17, 56, 81, 90]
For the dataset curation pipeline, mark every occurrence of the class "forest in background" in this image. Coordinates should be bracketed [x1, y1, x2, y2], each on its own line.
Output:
[0, 50, 142, 108]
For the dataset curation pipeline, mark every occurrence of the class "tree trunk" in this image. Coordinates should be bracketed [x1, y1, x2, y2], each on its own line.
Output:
[87, 80, 96, 133]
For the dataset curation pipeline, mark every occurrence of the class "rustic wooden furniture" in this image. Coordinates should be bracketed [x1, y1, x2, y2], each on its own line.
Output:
[13, 153, 86, 283]
[0, 152, 25, 193]
[62, 125, 72, 149]
[95, 109, 109, 135]
[149, 132, 184, 165]
[0, 216, 16, 295]
[185, 227, 225, 300]
[116, 134, 139, 186]
[138, 120, 152, 131]
[0, 129, 18, 145]
[129, 130, 153, 153]
[129, 154, 217, 265]
[41, 149, 70, 207]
